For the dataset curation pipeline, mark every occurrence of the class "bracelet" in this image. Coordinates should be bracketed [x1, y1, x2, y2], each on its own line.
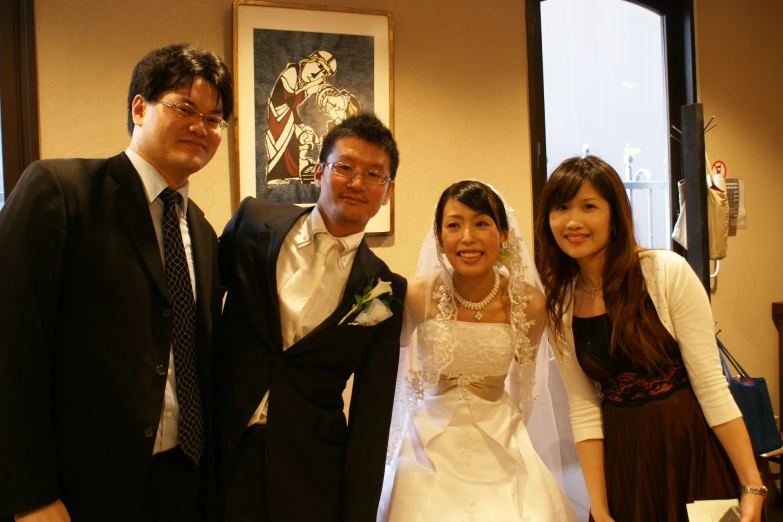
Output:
[739, 485, 768, 498]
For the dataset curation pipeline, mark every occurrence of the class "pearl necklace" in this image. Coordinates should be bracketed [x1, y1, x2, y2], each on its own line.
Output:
[453, 266, 500, 321]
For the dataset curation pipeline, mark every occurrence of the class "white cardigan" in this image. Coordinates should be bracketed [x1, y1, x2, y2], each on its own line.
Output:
[551, 249, 741, 443]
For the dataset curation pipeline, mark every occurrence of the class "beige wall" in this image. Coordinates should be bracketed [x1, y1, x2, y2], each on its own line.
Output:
[695, 0, 783, 414]
[34, 0, 531, 279]
[34, 0, 783, 409]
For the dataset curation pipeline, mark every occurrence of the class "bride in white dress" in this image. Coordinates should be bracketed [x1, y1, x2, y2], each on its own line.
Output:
[378, 181, 579, 521]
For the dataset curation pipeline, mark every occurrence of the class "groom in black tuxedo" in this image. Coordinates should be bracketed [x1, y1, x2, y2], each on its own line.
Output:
[217, 113, 406, 522]
[0, 44, 232, 522]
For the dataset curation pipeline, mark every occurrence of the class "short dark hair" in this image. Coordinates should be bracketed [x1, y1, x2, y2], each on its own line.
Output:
[126, 43, 233, 135]
[434, 180, 509, 242]
[318, 112, 400, 179]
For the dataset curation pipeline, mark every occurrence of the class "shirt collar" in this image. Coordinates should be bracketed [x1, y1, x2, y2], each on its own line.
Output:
[125, 147, 189, 214]
[292, 208, 364, 270]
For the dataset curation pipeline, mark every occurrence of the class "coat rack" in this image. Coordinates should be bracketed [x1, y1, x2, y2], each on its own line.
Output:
[680, 103, 710, 294]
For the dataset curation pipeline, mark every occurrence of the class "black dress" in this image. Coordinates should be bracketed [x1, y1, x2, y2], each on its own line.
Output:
[572, 299, 738, 522]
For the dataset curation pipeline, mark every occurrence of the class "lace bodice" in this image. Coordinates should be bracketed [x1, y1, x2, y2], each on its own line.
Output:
[418, 319, 513, 377]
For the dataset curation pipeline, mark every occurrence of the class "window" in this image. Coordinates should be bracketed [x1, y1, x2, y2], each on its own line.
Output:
[541, 0, 671, 249]
[527, 0, 697, 253]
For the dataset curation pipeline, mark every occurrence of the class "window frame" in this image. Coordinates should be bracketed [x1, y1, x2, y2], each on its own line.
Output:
[0, 0, 40, 199]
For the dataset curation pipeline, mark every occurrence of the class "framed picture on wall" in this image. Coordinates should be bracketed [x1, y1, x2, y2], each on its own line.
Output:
[233, 0, 394, 235]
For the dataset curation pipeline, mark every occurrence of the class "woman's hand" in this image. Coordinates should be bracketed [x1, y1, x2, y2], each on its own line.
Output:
[589, 511, 616, 522]
[710, 419, 764, 522]
[739, 491, 763, 522]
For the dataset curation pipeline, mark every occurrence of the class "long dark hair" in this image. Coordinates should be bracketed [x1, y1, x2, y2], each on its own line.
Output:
[535, 156, 667, 368]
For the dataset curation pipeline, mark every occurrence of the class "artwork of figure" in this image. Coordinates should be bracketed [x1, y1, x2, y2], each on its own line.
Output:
[252, 29, 374, 203]
[265, 49, 336, 185]
[264, 49, 363, 186]
[316, 86, 361, 132]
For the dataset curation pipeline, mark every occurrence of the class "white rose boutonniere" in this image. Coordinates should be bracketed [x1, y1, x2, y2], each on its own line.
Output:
[339, 278, 395, 326]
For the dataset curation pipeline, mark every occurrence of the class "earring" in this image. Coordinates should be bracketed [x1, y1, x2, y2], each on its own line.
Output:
[436, 243, 444, 256]
[611, 228, 617, 238]
[499, 241, 510, 257]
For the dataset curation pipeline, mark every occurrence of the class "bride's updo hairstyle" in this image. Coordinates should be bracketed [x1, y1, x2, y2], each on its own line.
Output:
[433, 180, 509, 243]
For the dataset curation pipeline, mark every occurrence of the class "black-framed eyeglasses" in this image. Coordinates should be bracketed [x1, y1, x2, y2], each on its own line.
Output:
[155, 100, 229, 132]
[323, 162, 390, 185]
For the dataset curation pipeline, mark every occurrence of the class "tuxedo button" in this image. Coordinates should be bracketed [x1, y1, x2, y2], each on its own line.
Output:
[155, 365, 166, 376]
[162, 308, 172, 318]
[143, 427, 155, 438]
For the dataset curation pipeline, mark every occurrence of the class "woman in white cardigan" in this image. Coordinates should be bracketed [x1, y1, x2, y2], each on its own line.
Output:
[534, 156, 763, 522]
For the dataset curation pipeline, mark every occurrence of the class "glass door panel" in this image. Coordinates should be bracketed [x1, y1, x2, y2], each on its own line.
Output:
[541, 0, 670, 249]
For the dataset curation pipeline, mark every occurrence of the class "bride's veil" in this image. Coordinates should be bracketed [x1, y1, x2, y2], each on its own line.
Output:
[377, 184, 588, 521]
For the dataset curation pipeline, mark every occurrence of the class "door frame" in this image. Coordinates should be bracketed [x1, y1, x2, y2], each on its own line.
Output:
[0, 0, 40, 199]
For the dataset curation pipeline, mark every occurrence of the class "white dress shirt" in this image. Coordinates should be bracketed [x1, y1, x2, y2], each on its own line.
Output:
[126, 147, 197, 453]
[247, 207, 364, 426]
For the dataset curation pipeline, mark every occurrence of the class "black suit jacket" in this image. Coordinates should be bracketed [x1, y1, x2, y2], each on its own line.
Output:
[217, 198, 406, 522]
[0, 153, 223, 521]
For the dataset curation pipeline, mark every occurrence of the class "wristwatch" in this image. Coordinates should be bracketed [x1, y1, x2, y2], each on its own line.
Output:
[739, 485, 768, 498]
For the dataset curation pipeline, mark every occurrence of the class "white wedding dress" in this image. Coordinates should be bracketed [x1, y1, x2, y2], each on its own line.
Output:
[381, 319, 579, 522]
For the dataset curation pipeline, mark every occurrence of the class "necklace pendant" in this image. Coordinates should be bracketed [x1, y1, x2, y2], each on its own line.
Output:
[453, 266, 499, 323]
[579, 279, 601, 300]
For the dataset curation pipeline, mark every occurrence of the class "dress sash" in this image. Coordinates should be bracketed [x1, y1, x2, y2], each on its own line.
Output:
[430, 375, 507, 402]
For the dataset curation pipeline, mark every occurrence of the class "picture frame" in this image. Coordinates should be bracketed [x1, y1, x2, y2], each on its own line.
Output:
[233, 0, 394, 235]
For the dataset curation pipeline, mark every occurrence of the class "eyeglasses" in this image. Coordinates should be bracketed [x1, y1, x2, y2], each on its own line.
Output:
[155, 100, 229, 132]
[323, 162, 390, 185]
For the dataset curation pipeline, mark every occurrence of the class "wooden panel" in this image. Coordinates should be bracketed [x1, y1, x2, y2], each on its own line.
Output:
[0, 0, 39, 197]
[773, 302, 783, 427]
[681, 103, 709, 293]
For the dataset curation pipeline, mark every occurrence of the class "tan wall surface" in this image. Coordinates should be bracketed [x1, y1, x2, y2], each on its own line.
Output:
[34, 0, 531, 280]
[696, 0, 783, 415]
[35, 0, 235, 232]
[34, 0, 783, 409]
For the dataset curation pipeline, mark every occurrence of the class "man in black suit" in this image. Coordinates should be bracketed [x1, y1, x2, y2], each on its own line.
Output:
[0, 43, 232, 522]
[217, 113, 406, 522]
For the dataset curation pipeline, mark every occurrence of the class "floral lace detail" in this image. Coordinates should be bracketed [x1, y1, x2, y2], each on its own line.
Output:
[504, 227, 538, 420]
[385, 423, 404, 465]
[464, 502, 478, 522]
[455, 427, 475, 470]
[430, 276, 458, 375]
[406, 369, 425, 400]
[600, 356, 690, 407]
[421, 321, 512, 375]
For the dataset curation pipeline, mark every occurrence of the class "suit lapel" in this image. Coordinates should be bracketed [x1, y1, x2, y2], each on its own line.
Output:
[109, 153, 169, 300]
[187, 203, 216, 407]
[285, 240, 375, 356]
